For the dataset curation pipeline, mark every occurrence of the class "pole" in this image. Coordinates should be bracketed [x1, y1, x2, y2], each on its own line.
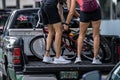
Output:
[16, 0, 20, 9]
[110, 0, 113, 19]
[2, 0, 6, 9]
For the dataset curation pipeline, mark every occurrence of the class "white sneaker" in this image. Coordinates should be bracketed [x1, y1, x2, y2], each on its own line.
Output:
[53, 56, 71, 64]
[43, 55, 53, 63]
[74, 57, 82, 63]
[92, 58, 102, 64]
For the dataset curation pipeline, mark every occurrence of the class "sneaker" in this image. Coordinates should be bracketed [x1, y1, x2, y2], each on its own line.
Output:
[53, 56, 71, 64]
[74, 57, 82, 63]
[92, 58, 102, 64]
[43, 55, 53, 63]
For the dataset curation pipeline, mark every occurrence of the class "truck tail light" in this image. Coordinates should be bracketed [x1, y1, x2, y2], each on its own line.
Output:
[117, 45, 120, 61]
[13, 48, 21, 64]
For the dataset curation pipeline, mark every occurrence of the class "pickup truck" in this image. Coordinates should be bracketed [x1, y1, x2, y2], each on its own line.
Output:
[0, 8, 120, 80]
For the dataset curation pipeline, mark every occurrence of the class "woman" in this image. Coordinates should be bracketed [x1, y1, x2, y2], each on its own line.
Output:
[64, 0, 102, 64]
[41, 0, 71, 64]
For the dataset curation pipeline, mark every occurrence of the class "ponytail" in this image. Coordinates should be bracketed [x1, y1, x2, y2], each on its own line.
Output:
[59, 0, 66, 5]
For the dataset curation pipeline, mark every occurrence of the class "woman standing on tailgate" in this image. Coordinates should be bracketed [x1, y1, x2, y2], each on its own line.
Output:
[64, 0, 102, 64]
[41, 0, 71, 64]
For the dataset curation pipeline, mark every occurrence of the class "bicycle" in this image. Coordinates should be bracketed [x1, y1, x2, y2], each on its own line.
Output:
[29, 10, 112, 62]
[51, 25, 112, 62]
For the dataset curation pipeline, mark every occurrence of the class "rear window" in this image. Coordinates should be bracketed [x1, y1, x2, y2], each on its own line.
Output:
[12, 11, 38, 29]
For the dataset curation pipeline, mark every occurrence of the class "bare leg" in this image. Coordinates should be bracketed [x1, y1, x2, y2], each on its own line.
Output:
[92, 20, 101, 58]
[77, 22, 90, 57]
[45, 24, 55, 56]
[53, 22, 62, 58]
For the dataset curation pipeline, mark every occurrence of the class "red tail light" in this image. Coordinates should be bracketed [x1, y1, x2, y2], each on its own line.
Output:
[117, 46, 120, 61]
[13, 48, 21, 64]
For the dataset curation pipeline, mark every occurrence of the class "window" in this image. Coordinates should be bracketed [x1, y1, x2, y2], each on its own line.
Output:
[35, 2, 41, 8]
[12, 11, 38, 29]
[23, 5, 33, 8]
[110, 66, 120, 80]
[6, 6, 17, 9]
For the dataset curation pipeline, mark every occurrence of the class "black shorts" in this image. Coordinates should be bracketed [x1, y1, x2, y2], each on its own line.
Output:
[80, 7, 101, 22]
[41, 5, 61, 25]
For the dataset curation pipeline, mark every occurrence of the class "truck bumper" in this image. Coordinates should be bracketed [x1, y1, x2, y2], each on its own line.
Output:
[16, 74, 57, 80]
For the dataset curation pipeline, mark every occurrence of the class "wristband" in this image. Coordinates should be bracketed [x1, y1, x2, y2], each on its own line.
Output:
[64, 23, 69, 26]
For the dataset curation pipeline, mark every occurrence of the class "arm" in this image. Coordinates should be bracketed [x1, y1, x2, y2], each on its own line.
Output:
[65, 0, 79, 25]
[58, 3, 65, 22]
[67, 0, 80, 18]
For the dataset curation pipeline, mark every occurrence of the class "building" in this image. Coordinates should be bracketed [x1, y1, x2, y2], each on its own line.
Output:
[0, 0, 120, 20]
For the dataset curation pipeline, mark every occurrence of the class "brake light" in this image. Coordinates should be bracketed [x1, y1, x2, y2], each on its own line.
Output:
[13, 48, 21, 64]
[117, 46, 120, 61]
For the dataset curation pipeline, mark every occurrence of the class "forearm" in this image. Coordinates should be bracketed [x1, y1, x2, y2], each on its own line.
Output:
[58, 3, 65, 22]
[65, 0, 76, 24]
[65, 11, 74, 24]
[74, 11, 80, 18]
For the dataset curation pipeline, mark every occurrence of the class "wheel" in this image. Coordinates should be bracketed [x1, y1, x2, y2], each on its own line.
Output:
[61, 35, 77, 60]
[82, 36, 105, 61]
[82, 34, 112, 62]
[30, 34, 58, 59]
[99, 35, 112, 62]
[29, 35, 46, 59]
[51, 34, 77, 60]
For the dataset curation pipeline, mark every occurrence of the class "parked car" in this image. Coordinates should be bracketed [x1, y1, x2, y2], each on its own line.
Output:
[0, 9, 12, 34]
[81, 61, 120, 80]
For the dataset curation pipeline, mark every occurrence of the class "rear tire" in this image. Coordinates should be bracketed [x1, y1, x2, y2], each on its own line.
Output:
[83, 34, 112, 62]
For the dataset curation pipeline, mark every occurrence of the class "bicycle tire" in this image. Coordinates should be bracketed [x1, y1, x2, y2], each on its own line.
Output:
[82, 35, 105, 61]
[51, 34, 77, 60]
[29, 35, 46, 59]
[61, 35, 77, 60]
[83, 34, 112, 62]
[99, 35, 112, 62]
[29, 35, 56, 59]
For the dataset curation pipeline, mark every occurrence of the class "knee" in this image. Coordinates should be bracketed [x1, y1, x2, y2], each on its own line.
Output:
[79, 31, 86, 38]
[49, 31, 55, 37]
[93, 34, 100, 39]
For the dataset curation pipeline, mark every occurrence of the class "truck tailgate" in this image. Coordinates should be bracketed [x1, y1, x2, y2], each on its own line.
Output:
[23, 61, 115, 74]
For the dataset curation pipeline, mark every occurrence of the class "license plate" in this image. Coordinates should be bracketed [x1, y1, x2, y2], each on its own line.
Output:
[60, 71, 78, 79]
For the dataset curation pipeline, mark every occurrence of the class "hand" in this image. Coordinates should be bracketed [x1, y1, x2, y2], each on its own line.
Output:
[63, 24, 69, 31]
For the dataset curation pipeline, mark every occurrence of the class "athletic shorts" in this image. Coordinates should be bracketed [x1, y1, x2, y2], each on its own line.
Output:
[41, 5, 61, 25]
[80, 7, 101, 22]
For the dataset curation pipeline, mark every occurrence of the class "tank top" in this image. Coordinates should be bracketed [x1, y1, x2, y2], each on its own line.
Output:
[77, 0, 99, 12]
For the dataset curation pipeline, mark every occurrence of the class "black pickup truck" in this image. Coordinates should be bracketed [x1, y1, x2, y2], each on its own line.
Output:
[0, 8, 120, 80]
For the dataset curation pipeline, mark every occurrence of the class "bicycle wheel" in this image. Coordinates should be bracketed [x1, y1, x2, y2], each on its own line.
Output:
[51, 34, 77, 60]
[82, 35, 104, 61]
[29, 35, 45, 59]
[82, 34, 112, 62]
[61, 35, 77, 60]
[99, 35, 112, 62]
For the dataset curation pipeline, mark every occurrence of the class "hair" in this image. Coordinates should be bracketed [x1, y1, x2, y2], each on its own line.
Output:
[59, 0, 66, 5]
